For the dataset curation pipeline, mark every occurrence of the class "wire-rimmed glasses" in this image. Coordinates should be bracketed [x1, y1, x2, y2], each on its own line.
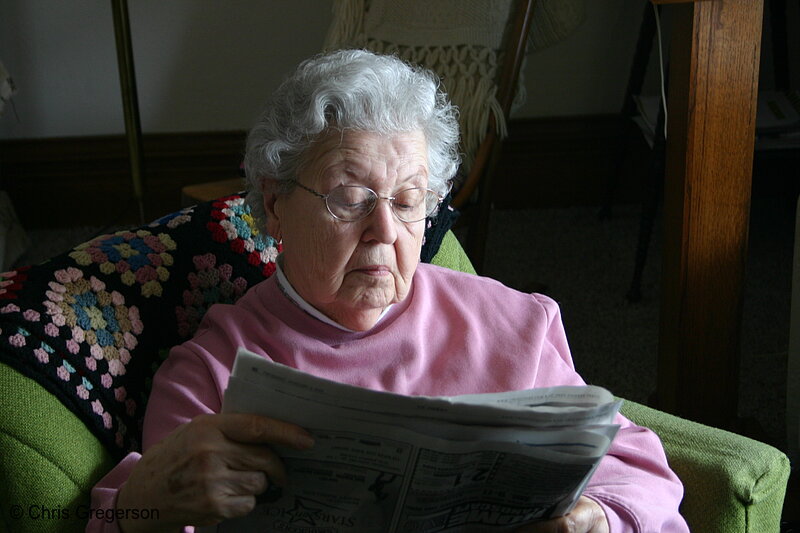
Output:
[289, 180, 443, 223]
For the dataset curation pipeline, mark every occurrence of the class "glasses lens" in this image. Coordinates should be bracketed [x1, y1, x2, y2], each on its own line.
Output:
[391, 188, 426, 222]
[393, 188, 441, 222]
[425, 189, 442, 216]
[327, 186, 376, 221]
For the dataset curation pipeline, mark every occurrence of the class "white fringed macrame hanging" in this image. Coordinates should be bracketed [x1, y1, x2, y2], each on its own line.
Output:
[323, 0, 584, 173]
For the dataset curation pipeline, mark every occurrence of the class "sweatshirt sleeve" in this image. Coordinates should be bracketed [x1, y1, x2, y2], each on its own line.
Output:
[583, 413, 689, 532]
[86, 341, 223, 533]
[533, 293, 689, 532]
[86, 452, 142, 533]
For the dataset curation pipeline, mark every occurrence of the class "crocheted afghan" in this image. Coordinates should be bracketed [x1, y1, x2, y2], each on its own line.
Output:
[0, 193, 457, 460]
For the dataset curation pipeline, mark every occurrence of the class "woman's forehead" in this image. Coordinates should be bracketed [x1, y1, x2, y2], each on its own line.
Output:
[306, 130, 429, 177]
[313, 130, 426, 158]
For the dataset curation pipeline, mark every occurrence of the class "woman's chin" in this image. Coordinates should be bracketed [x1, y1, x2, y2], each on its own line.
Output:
[326, 291, 395, 328]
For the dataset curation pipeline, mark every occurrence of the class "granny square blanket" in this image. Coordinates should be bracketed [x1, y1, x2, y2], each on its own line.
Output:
[0, 192, 456, 459]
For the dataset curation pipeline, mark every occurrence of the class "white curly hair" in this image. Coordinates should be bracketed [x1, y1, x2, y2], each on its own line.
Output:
[243, 49, 461, 228]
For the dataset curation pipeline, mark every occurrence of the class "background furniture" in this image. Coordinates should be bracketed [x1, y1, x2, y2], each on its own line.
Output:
[449, 0, 535, 274]
[181, 177, 244, 207]
[601, 2, 667, 304]
[0, 194, 790, 533]
[653, 0, 765, 430]
[617, 0, 799, 306]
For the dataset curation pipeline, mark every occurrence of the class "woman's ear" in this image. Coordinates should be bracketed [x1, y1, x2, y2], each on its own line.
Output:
[262, 180, 282, 241]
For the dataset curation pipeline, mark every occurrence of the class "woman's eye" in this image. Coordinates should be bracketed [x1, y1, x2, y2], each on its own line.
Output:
[333, 199, 373, 217]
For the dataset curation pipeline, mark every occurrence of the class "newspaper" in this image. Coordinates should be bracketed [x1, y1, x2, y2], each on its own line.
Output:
[200, 348, 621, 533]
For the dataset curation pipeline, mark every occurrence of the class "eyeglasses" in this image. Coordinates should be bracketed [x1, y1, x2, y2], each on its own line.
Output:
[289, 180, 443, 223]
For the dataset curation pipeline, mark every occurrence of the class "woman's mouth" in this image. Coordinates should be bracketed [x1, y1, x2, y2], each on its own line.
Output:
[354, 265, 392, 276]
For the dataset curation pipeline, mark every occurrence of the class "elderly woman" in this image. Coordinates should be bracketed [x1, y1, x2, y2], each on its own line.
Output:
[90, 50, 688, 533]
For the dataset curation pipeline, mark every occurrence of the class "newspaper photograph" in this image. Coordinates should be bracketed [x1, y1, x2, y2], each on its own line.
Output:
[200, 348, 621, 533]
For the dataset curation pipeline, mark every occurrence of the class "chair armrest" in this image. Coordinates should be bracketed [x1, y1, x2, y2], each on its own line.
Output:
[431, 231, 477, 275]
[620, 399, 790, 533]
[0, 361, 115, 533]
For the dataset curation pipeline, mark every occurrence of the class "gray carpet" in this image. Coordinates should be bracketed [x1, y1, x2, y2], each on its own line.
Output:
[14, 199, 793, 453]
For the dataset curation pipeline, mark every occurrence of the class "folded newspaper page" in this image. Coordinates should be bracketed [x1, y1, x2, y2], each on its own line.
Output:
[200, 348, 621, 533]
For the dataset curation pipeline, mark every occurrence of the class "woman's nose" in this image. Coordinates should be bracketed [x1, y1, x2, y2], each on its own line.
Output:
[362, 199, 398, 244]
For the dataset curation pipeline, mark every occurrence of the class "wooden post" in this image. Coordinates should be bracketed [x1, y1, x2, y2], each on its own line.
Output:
[111, 0, 146, 224]
[657, 0, 764, 429]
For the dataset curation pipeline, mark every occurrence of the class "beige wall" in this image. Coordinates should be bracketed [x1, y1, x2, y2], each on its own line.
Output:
[0, 1, 685, 139]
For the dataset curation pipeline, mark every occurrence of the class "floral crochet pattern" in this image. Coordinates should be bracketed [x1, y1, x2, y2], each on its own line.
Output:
[42, 267, 143, 437]
[1, 325, 81, 399]
[175, 254, 249, 338]
[207, 195, 280, 277]
[69, 230, 177, 297]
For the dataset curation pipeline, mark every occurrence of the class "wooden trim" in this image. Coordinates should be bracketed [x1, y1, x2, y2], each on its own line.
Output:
[182, 178, 244, 206]
[0, 131, 245, 170]
[0, 131, 246, 228]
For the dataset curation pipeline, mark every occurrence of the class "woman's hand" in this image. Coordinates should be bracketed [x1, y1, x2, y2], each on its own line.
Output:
[116, 413, 314, 533]
[515, 497, 609, 533]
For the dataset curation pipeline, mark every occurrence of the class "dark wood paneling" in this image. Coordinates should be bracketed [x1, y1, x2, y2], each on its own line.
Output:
[0, 132, 246, 228]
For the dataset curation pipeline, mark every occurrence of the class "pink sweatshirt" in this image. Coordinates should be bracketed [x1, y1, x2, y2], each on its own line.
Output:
[89, 263, 688, 532]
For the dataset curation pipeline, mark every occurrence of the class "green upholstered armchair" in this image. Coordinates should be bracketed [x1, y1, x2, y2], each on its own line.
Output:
[0, 195, 790, 533]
